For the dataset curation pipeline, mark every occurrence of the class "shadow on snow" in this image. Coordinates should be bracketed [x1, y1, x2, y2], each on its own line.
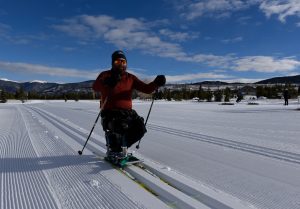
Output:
[0, 154, 111, 173]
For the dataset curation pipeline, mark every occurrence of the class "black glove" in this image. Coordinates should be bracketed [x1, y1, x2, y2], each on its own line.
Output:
[103, 73, 121, 88]
[153, 75, 166, 87]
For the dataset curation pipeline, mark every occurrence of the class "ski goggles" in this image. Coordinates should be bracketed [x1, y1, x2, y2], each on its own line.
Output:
[114, 59, 127, 65]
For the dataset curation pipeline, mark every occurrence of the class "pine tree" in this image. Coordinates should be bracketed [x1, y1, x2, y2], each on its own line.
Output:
[214, 90, 223, 102]
[197, 85, 205, 101]
[0, 89, 7, 103]
[206, 88, 213, 102]
[224, 87, 231, 102]
[15, 87, 26, 101]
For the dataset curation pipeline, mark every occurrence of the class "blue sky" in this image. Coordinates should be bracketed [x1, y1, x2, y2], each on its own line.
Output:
[1, 0, 300, 84]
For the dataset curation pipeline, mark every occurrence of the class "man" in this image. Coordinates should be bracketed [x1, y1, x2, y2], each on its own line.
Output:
[283, 89, 289, 106]
[92, 50, 166, 158]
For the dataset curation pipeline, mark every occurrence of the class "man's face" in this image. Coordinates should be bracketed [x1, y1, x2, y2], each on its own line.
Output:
[112, 58, 127, 73]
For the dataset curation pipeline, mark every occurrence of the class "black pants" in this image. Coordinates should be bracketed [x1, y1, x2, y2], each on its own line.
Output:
[104, 132, 124, 152]
[101, 109, 147, 152]
[284, 99, 288, 105]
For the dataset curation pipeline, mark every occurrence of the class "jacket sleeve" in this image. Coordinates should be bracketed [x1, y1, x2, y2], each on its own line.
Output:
[132, 74, 158, 94]
[92, 72, 105, 92]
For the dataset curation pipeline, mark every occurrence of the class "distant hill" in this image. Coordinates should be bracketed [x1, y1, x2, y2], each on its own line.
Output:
[0, 79, 94, 94]
[0, 80, 20, 92]
[192, 81, 229, 85]
[1, 74, 300, 94]
[255, 75, 300, 84]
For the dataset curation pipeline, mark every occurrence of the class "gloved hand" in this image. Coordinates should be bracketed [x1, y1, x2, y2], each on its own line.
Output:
[153, 75, 166, 87]
[103, 74, 121, 88]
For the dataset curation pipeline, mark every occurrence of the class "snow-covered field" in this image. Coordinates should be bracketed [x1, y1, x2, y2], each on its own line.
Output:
[1, 99, 300, 209]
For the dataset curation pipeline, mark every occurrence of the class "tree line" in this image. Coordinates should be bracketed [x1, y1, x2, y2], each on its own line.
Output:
[139, 84, 300, 101]
[1, 84, 300, 103]
[0, 87, 96, 103]
[256, 84, 299, 99]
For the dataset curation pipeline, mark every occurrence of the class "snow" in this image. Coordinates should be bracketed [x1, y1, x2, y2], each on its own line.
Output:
[0, 78, 19, 82]
[30, 80, 48, 83]
[1, 99, 300, 209]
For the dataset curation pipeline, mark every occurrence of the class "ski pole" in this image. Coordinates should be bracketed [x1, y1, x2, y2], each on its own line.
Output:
[136, 90, 158, 149]
[78, 98, 108, 155]
[78, 111, 101, 155]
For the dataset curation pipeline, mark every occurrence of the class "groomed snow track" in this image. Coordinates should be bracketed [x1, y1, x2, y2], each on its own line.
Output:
[5, 104, 255, 209]
[147, 124, 300, 165]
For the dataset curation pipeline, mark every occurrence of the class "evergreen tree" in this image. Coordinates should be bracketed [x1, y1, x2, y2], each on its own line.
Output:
[256, 86, 264, 98]
[214, 90, 223, 102]
[156, 90, 163, 100]
[15, 87, 26, 101]
[28, 91, 40, 100]
[224, 87, 231, 102]
[164, 89, 172, 101]
[197, 85, 205, 101]
[0, 89, 7, 103]
[205, 88, 213, 102]
[181, 86, 188, 100]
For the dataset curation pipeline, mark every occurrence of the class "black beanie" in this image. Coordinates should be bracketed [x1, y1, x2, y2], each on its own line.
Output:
[111, 50, 127, 65]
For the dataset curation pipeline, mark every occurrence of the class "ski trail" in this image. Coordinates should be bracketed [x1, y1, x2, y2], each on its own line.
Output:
[19, 105, 160, 209]
[25, 104, 257, 209]
[0, 106, 59, 209]
[27, 105, 107, 151]
[148, 123, 300, 165]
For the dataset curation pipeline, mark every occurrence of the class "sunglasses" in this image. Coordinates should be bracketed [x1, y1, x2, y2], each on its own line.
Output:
[114, 59, 127, 65]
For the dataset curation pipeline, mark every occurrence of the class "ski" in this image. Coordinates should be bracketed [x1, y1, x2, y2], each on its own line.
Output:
[93, 151, 143, 168]
[92, 151, 141, 181]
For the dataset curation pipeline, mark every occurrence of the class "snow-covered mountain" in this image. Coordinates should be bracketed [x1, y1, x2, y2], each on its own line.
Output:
[0, 78, 94, 94]
[255, 74, 300, 84]
[1, 74, 300, 94]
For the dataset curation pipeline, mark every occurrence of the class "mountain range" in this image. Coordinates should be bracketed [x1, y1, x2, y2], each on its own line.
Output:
[0, 80, 94, 95]
[1, 75, 300, 94]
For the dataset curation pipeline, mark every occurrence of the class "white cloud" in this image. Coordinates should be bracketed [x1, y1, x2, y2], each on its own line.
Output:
[0, 22, 11, 32]
[52, 18, 94, 39]
[159, 29, 199, 42]
[181, 54, 300, 74]
[179, 0, 300, 24]
[52, 15, 300, 75]
[189, 53, 235, 68]
[286, 72, 300, 76]
[1, 57, 298, 84]
[62, 47, 77, 52]
[166, 72, 232, 83]
[221, 36, 243, 43]
[0, 23, 49, 45]
[53, 15, 185, 56]
[0, 61, 99, 79]
[232, 56, 300, 72]
[181, 0, 259, 20]
[236, 16, 252, 25]
[128, 71, 232, 83]
[0, 22, 11, 39]
[2, 54, 298, 83]
[259, 0, 300, 23]
[220, 78, 264, 83]
[204, 36, 213, 40]
[182, 54, 300, 74]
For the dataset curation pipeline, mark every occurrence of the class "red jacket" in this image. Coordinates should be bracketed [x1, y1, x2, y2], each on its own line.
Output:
[92, 70, 158, 110]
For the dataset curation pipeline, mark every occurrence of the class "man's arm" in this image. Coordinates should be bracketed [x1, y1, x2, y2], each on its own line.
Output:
[92, 72, 105, 92]
[132, 74, 166, 94]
